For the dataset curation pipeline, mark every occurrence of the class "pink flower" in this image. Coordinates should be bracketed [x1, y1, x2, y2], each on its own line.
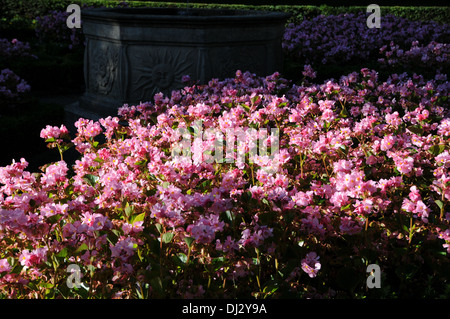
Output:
[339, 216, 362, 235]
[216, 236, 239, 254]
[385, 111, 402, 126]
[292, 190, 314, 207]
[41, 161, 68, 187]
[396, 156, 414, 175]
[110, 236, 137, 262]
[187, 214, 225, 244]
[436, 151, 450, 167]
[123, 221, 144, 235]
[354, 198, 374, 215]
[437, 119, 450, 136]
[380, 134, 396, 151]
[329, 191, 349, 208]
[40, 203, 68, 218]
[414, 200, 430, 222]
[333, 159, 353, 173]
[74, 118, 102, 138]
[40, 124, 69, 140]
[408, 186, 421, 202]
[301, 252, 321, 278]
[19, 247, 48, 267]
[0, 258, 12, 273]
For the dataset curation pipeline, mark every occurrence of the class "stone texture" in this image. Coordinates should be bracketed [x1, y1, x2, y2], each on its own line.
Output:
[78, 7, 290, 117]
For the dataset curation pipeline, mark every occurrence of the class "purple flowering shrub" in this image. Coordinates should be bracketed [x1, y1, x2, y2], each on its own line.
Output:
[0, 38, 34, 112]
[0, 68, 30, 110]
[0, 67, 449, 298]
[283, 12, 449, 66]
[0, 38, 36, 59]
[35, 10, 83, 50]
[378, 41, 450, 78]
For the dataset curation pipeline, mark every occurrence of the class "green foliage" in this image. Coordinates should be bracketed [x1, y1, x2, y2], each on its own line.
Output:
[1, 0, 448, 25]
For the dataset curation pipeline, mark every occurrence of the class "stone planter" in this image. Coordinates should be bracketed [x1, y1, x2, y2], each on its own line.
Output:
[77, 7, 290, 117]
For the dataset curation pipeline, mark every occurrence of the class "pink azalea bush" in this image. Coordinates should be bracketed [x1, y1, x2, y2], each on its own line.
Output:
[0, 67, 449, 298]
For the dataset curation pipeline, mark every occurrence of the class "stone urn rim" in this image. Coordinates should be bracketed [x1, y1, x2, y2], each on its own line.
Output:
[81, 7, 291, 25]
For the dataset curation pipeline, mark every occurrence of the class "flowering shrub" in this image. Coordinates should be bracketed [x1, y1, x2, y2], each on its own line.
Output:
[0, 38, 35, 112]
[0, 68, 31, 111]
[0, 67, 449, 299]
[35, 10, 84, 50]
[0, 38, 36, 59]
[378, 41, 450, 78]
[283, 13, 449, 66]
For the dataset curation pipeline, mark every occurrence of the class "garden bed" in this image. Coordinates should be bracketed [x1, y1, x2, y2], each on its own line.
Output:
[0, 1, 449, 300]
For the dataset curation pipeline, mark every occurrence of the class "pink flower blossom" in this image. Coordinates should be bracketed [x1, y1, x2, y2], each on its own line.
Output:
[0, 258, 12, 273]
[301, 252, 321, 278]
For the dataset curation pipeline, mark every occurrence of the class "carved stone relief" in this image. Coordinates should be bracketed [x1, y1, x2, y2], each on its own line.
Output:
[88, 42, 120, 98]
[129, 47, 194, 101]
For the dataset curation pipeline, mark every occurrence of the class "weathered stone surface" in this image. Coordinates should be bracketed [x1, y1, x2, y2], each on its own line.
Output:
[78, 7, 290, 117]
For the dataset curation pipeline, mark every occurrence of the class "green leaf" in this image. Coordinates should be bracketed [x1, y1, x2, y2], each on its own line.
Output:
[82, 174, 99, 187]
[47, 214, 62, 224]
[39, 282, 54, 289]
[56, 247, 68, 258]
[241, 103, 250, 112]
[162, 232, 174, 244]
[428, 144, 446, 156]
[124, 202, 133, 218]
[184, 237, 194, 247]
[177, 253, 188, 264]
[73, 284, 89, 298]
[10, 264, 22, 275]
[200, 180, 211, 189]
[162, 181, 170, 189]
[406, 125, 424, 135]
[224, 210, 235, 223]
[60, 143, 73, 152]
[87, 264, 96, 274]
[107, 231, 119, 245]
[130, 212, 145, 224]
[435, 200, 444, 210]
[75, 243, 89, 253]
[155, 223, 163, 234]
[93, 157, 104, 164]
[7, 257, 15, 268]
